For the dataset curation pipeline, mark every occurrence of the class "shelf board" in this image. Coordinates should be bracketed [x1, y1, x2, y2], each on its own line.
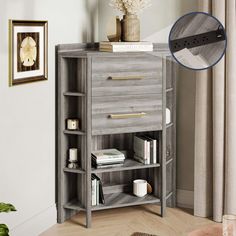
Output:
[92, 159, 160, 173]
[92, 192, 160, 211]
[64, 199, 85, 211]
[63, 92, 85, 97]
[64, 167, 85, 174]
[65, 193, 160, 212]
[63, 130, 85, 135]
[166, 122, 174, 129]
[166, 87, 174, 92]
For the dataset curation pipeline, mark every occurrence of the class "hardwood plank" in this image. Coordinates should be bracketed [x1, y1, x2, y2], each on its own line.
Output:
[41, 206, 218, 236]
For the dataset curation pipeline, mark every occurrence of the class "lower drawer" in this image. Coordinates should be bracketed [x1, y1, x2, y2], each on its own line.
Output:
[92, 94, 162, 135]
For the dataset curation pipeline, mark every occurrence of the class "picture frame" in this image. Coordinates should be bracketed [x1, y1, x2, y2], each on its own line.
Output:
[9, 20, 48, 86]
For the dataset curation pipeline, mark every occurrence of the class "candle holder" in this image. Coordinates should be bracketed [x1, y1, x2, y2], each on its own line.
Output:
[66, 118, 79, 130]
[68, 160, 79, 169]
[67, 148, 79, 169]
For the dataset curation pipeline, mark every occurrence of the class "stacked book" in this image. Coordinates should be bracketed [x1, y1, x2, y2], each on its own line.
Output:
[133, 135, 157, 165]
[91, 174, 105, 206]
[99, 41, 153, 52]
[92, 149, 125, 169]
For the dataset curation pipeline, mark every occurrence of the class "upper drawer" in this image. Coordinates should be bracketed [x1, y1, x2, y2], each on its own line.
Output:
[91, 56, 162, 97]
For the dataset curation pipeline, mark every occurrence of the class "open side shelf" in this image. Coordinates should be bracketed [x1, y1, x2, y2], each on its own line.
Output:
[63, 130, 85, 135]
[64, 92, 86, 97]
[64, 167, 85, 174]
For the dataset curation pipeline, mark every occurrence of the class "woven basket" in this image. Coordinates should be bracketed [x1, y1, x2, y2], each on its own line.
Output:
[122, 14, 140, 42]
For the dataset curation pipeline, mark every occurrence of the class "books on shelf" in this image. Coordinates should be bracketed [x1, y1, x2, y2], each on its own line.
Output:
[91, 174, 105, 206]
[133, 135, 157, 165]
[99, 41, 153, 52]
[92, 149, 125, 169]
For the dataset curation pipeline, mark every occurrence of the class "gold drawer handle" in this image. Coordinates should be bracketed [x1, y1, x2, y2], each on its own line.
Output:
[109, 112, 147, 119]
[109, 76, 144, 80]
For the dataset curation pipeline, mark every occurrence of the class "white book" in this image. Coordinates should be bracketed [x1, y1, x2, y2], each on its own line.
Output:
[92, 149, 125, 160]
[91, 177, 96, 206]
[143, 136, 157, 164]
[99, 41, 153, 52]
[96, 178, 99, 205]
[100, 41, 152, 46]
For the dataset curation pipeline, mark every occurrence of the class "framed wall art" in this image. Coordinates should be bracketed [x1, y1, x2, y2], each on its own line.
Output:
[9, 20, 48, 86]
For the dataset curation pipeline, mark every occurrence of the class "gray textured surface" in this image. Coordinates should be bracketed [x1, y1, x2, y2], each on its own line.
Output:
[56, 43, 176, 227]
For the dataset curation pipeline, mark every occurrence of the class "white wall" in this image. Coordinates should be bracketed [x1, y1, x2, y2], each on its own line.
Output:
[98, 0, 197, 201]
[0, 0, 98, 235]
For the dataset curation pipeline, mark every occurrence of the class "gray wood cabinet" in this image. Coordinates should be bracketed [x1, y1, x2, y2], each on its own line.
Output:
[56, 43, 176, 228]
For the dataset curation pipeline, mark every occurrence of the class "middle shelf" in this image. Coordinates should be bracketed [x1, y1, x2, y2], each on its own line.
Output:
[64, 158, 160, 174]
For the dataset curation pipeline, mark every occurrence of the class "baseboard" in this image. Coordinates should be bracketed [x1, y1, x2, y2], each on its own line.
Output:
[177, 189, 194, 209]
[10, 204, 57, 236]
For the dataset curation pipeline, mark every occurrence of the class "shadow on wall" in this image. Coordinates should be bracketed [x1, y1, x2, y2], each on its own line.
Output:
[83, 0, 97, 42]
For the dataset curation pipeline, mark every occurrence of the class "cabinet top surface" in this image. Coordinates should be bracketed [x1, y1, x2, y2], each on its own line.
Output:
[57, 43, 170, 58]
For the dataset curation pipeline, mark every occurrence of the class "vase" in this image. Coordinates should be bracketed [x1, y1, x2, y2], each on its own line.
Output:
[122, 14, 140, 42]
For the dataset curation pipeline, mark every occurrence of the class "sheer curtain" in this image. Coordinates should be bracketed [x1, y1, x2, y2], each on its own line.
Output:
[194, 0, 236, 222]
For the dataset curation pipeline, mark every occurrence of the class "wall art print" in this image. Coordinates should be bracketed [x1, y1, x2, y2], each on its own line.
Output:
[9, 20, 48, 86]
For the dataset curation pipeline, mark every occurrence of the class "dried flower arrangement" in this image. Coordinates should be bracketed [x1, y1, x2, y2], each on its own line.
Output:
[110, 0, 151, 15]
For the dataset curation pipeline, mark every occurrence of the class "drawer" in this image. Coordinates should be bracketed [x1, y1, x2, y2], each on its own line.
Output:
[92, 56, 162, 97]
[92, 94, 162, 135]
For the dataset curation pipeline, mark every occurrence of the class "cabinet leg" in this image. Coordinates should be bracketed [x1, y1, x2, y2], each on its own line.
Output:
[86, 210, 92, 228]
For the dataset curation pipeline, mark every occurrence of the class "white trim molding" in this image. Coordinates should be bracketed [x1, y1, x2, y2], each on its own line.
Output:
[177, 189, 194, 209]
[10, 204, 57, 236]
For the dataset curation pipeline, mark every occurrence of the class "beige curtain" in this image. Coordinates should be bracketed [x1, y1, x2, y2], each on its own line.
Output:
[194, 0, 236, 222]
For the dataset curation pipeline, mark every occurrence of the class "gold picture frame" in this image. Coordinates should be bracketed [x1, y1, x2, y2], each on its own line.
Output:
[9, 20, 48, 86]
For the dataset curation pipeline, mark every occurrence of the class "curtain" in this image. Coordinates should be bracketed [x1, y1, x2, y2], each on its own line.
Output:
[194, 0, 236, 222]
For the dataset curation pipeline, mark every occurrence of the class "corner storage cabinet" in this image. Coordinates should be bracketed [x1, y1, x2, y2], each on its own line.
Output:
[56, 43, 176, 228]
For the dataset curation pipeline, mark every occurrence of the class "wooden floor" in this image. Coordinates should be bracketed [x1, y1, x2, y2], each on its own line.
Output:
[40, 205, 218, 236]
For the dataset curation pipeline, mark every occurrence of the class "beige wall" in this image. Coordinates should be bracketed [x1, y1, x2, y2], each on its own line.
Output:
[98, 0, 198, 192]
[0, 0, 98, 235]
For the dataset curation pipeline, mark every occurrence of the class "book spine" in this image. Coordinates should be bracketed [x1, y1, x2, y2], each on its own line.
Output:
[96, 178, 99, 205]
[153, 140, 157, 164]
[112, 45, 153, 52]
[150, 141, 153, 164]
[92, 178, 96, 206]
[146, 141, 150, 164]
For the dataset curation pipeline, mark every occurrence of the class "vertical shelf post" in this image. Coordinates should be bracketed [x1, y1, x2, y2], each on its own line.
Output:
[85, 57, 92, 228]
[161, 56, 167, 216]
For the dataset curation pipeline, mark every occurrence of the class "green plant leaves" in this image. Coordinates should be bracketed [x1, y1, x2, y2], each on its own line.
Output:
[0, 203, 16, 213]
[0, 224, 9, 236]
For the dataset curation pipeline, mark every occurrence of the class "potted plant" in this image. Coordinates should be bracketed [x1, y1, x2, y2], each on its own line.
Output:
[110, 0, 151, 42]
[0, 203, 16, 236]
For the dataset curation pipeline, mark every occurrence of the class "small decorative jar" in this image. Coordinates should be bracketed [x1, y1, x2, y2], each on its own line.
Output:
[122, 14, 140, 42]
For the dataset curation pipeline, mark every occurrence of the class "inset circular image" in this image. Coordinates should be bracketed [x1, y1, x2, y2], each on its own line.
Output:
[169, 12, 227, 70]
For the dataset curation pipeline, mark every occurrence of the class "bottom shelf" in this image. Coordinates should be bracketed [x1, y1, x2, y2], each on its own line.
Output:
[93, 192, 160, 211]
[64, 192, 160, 212]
